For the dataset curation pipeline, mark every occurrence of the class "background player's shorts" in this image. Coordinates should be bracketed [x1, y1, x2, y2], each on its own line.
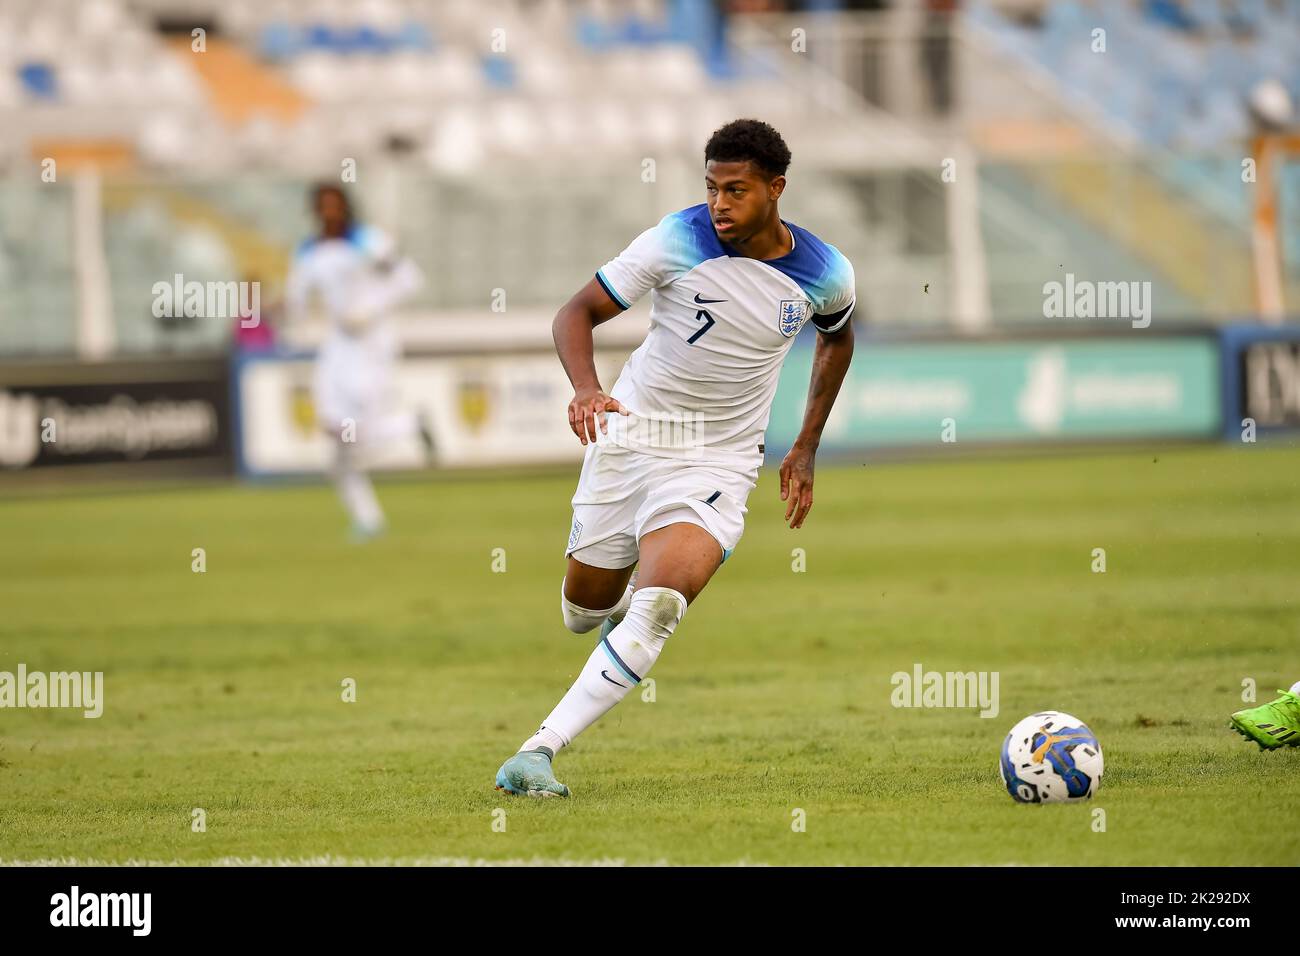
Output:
[312, 327, 399, 436]
[565, 443, 758, 569]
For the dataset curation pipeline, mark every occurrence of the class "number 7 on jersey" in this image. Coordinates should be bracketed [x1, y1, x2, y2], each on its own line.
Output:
[687, 308, 716, 344]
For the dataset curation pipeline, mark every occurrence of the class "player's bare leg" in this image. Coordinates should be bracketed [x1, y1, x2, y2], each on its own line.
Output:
[496, 522, 720, 797]
[633, 522, 723, 605]
[562, 557, 633, 616]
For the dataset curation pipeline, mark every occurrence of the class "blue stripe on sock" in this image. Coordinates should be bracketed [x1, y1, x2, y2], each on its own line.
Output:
[600, 637, 641, 685]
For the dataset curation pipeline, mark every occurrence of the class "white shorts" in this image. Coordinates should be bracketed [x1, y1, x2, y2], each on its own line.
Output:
[312, 327, 399, 434]
[565, 443, 758, 569]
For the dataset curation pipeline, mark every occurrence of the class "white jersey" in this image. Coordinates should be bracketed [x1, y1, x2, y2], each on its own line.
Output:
[285, 224, 422, 336]
[286, 223, 423, 433]
[595, 203, 855, 467]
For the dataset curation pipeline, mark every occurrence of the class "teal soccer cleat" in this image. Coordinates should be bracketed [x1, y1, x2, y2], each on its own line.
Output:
[494, 747, 570, 798]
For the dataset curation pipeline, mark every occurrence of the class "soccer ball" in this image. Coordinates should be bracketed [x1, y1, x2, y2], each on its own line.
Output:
[999, 711, 1103, 803]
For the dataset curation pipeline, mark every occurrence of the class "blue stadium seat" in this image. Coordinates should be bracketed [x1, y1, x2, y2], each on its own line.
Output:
[18, 62, 57, 100]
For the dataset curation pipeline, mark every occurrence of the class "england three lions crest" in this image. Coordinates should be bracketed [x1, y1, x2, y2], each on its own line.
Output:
[778, 299, 810, 337]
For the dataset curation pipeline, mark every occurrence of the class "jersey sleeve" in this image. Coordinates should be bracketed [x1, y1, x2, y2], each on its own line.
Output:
[594, 221, 673, 311]
[810, 249, 856, 334]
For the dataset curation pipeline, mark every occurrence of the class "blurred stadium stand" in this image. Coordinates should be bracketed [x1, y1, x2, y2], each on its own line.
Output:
[0, 0, 1298, 360]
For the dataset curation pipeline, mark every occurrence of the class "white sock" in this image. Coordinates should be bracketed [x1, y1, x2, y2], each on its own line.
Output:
[1290, 680, 1300, 696]
[332, 444, 384, 532]
[520, 587, 687, 755]
[558, 573, 637, 634]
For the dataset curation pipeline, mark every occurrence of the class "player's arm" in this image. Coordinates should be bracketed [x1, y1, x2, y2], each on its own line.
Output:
[553, 277, 629, 445]
[282, 253, 313, 324]
[780, 320, 855, 529]
[362, 230, 424, 314]
[339, 230, 424, 334]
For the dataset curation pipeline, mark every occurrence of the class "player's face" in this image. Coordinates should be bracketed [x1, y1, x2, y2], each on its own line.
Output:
[314, 190, 349, 235]
[705, 160, 783, 243]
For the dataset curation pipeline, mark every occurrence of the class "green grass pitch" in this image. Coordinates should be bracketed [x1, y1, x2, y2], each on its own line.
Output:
[1, 444, 1297, 865]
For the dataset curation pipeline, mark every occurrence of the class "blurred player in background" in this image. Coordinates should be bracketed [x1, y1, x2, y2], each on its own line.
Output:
[285, 184, 431, 540]
[495, 119, 857, 797]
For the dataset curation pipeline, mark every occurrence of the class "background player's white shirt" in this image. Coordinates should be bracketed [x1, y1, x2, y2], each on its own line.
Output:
[286, 223, 423, 431]
[595, 203, 855, 467]
[285, 224, 422, 339]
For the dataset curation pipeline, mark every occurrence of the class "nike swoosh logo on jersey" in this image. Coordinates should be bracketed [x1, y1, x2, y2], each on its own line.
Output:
[693, 292, 727, 304]
[600, 670, 628, 689]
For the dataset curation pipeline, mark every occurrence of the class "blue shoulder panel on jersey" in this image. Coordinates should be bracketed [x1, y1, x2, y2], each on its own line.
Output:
[296, 223, 366, 258]
[669, 203, 730, 263]
[347, 223, 375, 250]
[782, 222, 852, 312]
[668, 204, 852, 313]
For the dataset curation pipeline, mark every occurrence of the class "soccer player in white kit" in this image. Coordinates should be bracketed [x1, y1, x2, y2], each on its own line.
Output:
[495, 120, 857, 797]
[285, 185, 429, 539]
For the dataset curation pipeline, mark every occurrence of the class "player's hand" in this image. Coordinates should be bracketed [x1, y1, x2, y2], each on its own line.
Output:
[779, 444, 816, 529]
[568, 387, 627, 445]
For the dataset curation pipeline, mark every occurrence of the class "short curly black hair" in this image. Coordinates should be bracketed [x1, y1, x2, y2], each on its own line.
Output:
[704, 119, 791, 179]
